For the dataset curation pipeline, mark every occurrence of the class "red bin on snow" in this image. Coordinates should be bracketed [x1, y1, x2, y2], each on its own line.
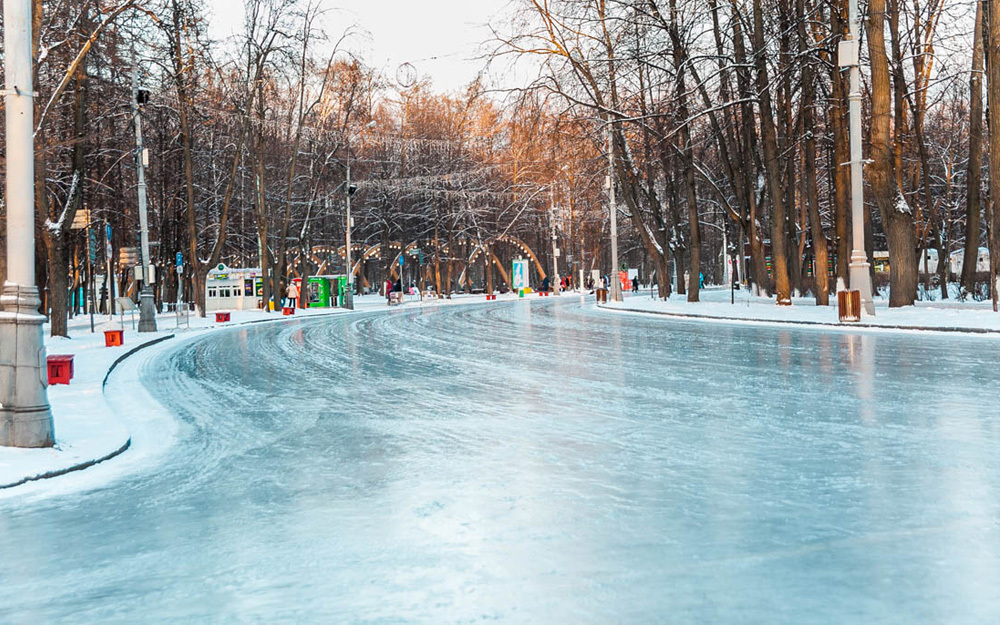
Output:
[46, 354, 74, 385]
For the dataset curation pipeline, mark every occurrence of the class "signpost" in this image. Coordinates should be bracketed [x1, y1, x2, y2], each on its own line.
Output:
[72, 207, 96, 332]
[105, 221, 114, 316]
[175, 251, 188, 328]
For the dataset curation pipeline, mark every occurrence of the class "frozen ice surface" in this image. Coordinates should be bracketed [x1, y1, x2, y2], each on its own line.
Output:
[1, 298, 999, 623]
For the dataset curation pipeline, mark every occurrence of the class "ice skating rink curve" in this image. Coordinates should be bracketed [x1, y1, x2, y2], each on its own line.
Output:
[1, 297, 999, 623]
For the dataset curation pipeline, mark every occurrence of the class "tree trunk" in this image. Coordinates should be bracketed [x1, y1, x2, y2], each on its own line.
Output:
[170, 0, 202, 316]
[830, 0, 852, 287]
[868, 0, 917, 307]
[989, 0, 1000, 310]
[800, 6, 829, 306]
[253, 139, 272, 311]
[752, 0, 792, 304]
[668, 0, 700, 302]
[963, 0, 985, 295]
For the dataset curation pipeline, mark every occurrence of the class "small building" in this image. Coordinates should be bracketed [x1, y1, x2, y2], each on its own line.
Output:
[872, 251, 890, 274]
[206, 264, 262, 312]
[918, 248, 939, 275]
[298, 275, 347, 308]
[949, 247, 991, 275]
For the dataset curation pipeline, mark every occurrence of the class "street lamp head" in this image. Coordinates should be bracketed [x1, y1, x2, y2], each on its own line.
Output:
[365, 120, 377, 129]
[347, 184, 358, 196]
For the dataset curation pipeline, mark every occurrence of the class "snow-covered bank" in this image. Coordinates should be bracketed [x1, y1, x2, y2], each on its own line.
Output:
[0, 291, 519, 496]
[603, 287, 1000, 335]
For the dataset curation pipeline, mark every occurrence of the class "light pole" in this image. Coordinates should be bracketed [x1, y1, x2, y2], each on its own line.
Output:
[843, 0, 875, 315]
[1, 0, 55, 447]
[606, 114, 622, 302]
[132, 59, 157, 332]
[550, 189, 560, 295]
[344, 159, 356, 310]
[343, 120, 376, 310]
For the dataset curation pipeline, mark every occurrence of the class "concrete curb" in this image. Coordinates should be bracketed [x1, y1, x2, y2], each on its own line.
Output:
[102, 334, 176, 389]
[0, 439, 132, 490]
[600, 304, 1000, 337]
[1, 334, 176, 490]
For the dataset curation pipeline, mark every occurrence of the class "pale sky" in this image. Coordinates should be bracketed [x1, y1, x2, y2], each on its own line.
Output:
[208, 0, 514, 94]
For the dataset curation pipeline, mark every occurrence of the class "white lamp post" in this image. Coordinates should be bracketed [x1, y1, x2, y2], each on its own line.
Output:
[842, 0, 875, 315]
[0, 0, 55, 447]
[550, 189, 560, 295]
[607, 114, 622, 302]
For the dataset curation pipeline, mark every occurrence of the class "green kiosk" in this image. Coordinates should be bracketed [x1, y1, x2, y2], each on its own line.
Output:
[306, 275, 348, 308]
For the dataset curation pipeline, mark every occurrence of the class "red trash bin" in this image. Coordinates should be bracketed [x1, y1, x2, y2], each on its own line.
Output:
[47, 354, 74, 385]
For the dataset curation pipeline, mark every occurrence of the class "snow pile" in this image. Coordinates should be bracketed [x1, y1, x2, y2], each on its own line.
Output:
[604, 287, 1000, 334]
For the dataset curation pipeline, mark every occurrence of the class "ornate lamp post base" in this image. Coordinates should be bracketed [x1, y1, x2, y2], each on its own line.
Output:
[0, 283, 55, 448]
[138, 285, 158, 333]
[849, 253, 876, 317]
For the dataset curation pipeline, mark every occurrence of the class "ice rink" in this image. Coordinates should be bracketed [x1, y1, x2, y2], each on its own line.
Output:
[2, 297, 999, 623]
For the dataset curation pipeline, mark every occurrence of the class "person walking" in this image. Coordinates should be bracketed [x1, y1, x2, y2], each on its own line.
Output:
[286, 280, 299, 309]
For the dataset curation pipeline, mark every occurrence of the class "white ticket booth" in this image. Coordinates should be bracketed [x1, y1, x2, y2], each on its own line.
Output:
[206, 264, 262, 312]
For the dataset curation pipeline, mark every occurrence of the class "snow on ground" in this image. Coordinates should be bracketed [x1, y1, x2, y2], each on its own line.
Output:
[605, 286, 1000, 334]
[0, 291, 512, 495]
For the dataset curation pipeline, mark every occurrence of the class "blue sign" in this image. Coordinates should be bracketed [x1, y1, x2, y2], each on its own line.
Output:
[512, 259, 528, 290]
[176, 251, 183, 267]
[399, 254, 404, 267]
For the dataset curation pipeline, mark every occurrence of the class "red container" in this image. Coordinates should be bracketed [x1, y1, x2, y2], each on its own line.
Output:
[104, 329, 124, 347]
[47, 354, 74, 385]
[282, 307, 295, 316]
[215, 312, 231, 323]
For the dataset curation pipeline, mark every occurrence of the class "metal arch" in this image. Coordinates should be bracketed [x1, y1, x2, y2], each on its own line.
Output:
[459, 240, 489, 286]
[459, 235, 545, 286]
[492, 234, 546, 281]
[334, 243, 369, 259]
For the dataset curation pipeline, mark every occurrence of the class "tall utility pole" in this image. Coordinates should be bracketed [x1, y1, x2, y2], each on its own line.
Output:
[342, 120, 375, 310]
[607, 115, 622, 302]
[843, 0, 875, 315]
[550, 189, 560, 295]
[344, 160, 355, 310]
[132, 59, 157, 332]
[0, 0, 55, 448]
